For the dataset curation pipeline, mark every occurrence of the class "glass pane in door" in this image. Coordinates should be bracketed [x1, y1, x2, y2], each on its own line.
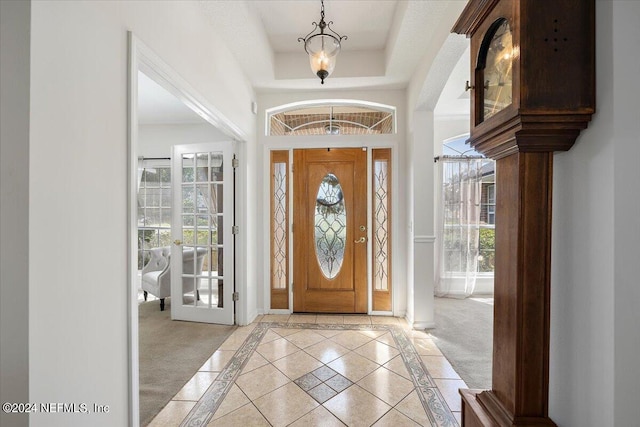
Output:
[181, 152, 224, 309]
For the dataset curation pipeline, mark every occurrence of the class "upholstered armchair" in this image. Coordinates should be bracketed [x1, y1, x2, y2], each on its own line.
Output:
[141, 246, 207, 311]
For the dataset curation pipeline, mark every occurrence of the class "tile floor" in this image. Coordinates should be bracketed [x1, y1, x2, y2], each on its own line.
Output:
[147, 314, 466, 427]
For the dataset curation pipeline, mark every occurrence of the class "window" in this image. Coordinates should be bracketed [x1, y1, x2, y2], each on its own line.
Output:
[138, 161, 172, 269]
[267, 100, 395, 136]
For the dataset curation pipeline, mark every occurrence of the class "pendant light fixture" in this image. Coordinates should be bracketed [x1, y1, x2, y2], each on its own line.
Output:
[298, 0, 347, 84]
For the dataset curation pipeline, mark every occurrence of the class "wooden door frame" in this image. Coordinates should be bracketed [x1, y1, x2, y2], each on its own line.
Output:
[261, 140, 398, 316]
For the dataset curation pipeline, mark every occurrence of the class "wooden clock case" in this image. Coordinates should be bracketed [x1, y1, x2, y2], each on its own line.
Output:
[452, 1, 595, 426]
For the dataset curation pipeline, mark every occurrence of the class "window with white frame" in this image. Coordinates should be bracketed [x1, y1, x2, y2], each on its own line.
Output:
[137, 161, 172, 269]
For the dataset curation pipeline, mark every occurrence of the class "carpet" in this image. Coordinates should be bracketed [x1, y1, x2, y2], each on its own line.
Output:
[138, 300, 236, 426]
[430, 297, 493, 389]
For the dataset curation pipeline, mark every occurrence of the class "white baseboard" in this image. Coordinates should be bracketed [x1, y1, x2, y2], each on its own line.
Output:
[411, 320, 436, 330]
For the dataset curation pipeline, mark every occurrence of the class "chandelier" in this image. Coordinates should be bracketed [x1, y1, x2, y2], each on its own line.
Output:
[298, 0, 347, 84]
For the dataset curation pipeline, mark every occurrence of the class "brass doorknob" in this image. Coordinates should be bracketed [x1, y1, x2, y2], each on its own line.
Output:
[173, 240, 182, 246]
[354, 237, 367, 244]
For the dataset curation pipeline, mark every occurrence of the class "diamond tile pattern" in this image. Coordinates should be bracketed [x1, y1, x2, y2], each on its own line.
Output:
[294, 367, 354, 404]
[157, 316, 462, 427]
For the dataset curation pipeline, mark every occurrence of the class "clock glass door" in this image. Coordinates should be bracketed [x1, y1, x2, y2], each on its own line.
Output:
[481, 19, 513, 121]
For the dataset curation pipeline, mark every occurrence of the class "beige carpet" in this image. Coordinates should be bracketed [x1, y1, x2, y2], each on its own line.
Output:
[431, 296, 493, 389]
[138, 300, 236, 426]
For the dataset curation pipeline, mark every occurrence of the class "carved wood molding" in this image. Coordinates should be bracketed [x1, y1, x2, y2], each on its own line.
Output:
[469, 112, 593, 159]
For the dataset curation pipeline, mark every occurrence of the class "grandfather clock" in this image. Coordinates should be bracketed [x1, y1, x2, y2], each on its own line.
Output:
[452, 1, 595, 426]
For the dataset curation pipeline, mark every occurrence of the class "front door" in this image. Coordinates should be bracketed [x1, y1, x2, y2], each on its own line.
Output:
[293, 148, 368, 313]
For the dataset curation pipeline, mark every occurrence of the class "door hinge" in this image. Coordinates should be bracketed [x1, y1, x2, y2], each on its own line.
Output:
[232, 225, 239, 235]
[232, 157, 239, 169]
[291, 223, 294, 233]
[233, 292, 239, 301]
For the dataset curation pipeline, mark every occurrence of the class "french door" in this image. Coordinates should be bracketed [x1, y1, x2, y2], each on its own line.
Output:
[171, 142, 236, 324]
[293, 148, 368, 313]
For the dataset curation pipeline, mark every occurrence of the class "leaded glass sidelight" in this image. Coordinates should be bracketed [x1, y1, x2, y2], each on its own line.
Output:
[272, 163, 287, 289]
[314, 173, 347, 279]
[373, 160, 389, 291]
[270, 151, 289, 309]
[372, 148, 391, 311]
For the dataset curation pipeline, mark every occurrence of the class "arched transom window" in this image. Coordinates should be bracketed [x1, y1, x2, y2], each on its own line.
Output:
[267, 100, 396, 136]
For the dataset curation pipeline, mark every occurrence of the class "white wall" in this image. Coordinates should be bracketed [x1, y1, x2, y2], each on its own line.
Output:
[611, 3, 640, 425]
[27, 1, 255, 426]
[138, 123, 228, 158]
[0, 2, 30, 427]
[549, 1, 640, 425]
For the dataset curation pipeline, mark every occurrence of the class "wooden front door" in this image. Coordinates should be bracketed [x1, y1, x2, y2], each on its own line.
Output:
[293, 148, 368, 313]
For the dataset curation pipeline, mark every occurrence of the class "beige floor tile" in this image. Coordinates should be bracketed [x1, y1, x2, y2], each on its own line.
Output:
[256, 337, 300, 362]
[420, 355, 461, 379]
[357, 367, 414, 406]
[199, 350, 235, 371]
[382, 355, 412, 381]
[316, 315, 344, 324]
[343, 315, 372, 325]
[240, 351, 269, 374]
[434, 378, 467, 412]
[251, 315, 264, 323]
[327, 351, 380, 382]
[211, 384, 250, 420]
[218, 331, 251, 351]
[147, 400, 196, 427]
[259, 329, 282, 344]
[303, 339, 350, 364]
[260, 314, 291, 323]
[285, 329, 326, 349]
[353, 340, 400, 365]
[323, 385, 391, 427]
[372, 408, 421, 426]
[289, 314, 317, 324]
[172, 371, 218, 401]
[315, 328, 343, 338]
[407, 329, 434, 339]
[395, 390, 432, 426]
[235, 363, 290, 400]
[288, 405, 346, 427]
[411, 338, 443, 356]
[397, 318, 410, 330]
[330, 330, 373, 350]
[272, 349, 324, 380]
[206, 403, 269, 426]
[358, 329, 387, 339]
[270, 326, 301, 337]
[371, 316, 400, 325]
[375, 332, 397, 348]
[253, 382, 319, 426]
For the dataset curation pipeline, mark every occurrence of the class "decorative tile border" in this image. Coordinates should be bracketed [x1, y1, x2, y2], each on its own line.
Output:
[180, 322, 458, 427]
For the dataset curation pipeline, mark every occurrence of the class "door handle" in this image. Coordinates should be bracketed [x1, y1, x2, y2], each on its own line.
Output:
[354, 237, 367, 244]
[173, 240, 182, 246]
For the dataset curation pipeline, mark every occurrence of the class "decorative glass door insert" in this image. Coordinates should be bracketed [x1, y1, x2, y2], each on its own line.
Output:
[314, 173, 347, 279]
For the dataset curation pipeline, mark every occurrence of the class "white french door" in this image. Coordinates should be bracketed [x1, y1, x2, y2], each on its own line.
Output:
[171, 142, 236, 324]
